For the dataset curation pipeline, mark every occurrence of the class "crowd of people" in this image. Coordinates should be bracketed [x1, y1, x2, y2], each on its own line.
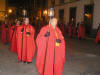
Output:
[58, 21, 86, 40]
[0, 16, 100, 75]
[1, 17, 65, 75]
[58, 21, 100, 43]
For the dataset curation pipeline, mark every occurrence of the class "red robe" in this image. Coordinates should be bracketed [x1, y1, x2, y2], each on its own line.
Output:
[1, 24, 9, 44]
[8, 24, 11, 43]
[9, 25, 15, 43]
[96, 27, 100, 43]
[68, 25, 72, 37]
[82, 26, 86, 39]
[10, 25, 19, 53]
[36, 25, 65, 75]
[78, 25, 85, 39]
[16, 24, 35, 62]
[72, 25, 76, 38]
[61, 24, 65, 36]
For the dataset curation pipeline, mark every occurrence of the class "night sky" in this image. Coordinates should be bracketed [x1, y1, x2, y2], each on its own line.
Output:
[8, 0, 47, 8]
[8, 0, 24, 6]
[7, 0, 47, 18]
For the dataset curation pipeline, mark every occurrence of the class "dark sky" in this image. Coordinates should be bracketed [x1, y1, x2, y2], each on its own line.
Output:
[8, 0, 23, 6]
[8, 0, 47, 8]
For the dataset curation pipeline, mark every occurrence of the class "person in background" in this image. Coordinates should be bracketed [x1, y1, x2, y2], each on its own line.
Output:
[1, 20, 10, 44]
[77, 22, 86, 40]
[16, 18, 36, 64]
[10, 21, 21, 53]
[96, 24, 100, 43]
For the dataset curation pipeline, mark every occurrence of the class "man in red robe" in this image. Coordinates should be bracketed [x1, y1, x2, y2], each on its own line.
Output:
[16, 18, 35, 63]
[36, 18, 65, 75]
[72, 24, 76, 38]
[96, 24, 100, 43]
[77, 22, 85, 39]
[1, 21, 10, 44]
[9, 25, 15, 43]
[10, 21, 21, 53]
[60, 24, 65, 36]
[68, 23, 72, 37]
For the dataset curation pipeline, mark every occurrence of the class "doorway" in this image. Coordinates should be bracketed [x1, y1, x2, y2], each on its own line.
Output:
[84, 4, 94, 35]
[69, 7, 77, 24]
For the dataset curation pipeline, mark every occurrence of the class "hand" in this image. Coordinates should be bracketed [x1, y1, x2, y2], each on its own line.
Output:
[26, 32, 31, 35]
[44, 32, 50, 37]
[56, 39, 61, 43]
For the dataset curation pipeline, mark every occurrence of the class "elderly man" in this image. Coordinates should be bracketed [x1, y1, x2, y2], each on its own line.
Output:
[36, 18, 65, 75]
[10, 21, 21, 53]
[16, 18, 35, 63]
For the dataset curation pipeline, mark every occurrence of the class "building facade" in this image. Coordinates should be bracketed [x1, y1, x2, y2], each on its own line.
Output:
[0, 0, 6, 21]
[48, 0, 100, 30]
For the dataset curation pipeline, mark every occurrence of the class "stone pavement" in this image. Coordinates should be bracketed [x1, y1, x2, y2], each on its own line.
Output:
[0, 37, 100, 75]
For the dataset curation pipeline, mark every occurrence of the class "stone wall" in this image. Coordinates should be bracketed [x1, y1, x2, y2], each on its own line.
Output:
[48, 0, 100, 29]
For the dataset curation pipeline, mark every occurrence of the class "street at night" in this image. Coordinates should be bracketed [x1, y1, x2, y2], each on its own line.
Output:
[0, 37, 100, 75]
[1, 0, 100, 75]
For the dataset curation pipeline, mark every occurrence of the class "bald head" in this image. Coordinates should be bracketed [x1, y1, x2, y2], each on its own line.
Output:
[16, 21, 20, 26]
[24, 18, 29, 25]
[50, 18, 58, 29]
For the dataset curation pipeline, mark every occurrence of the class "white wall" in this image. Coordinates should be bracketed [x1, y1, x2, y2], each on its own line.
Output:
[49, 0, 100, 29]
[0, 0, 6, 21]
[54, 0, 91, 23]
[93, 0, 100, 29]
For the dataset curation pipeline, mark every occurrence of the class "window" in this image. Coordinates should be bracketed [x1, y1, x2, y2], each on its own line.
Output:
[70, 0, 77, 1]
[59, 0, 64, 4]
[69, 7, 76, 23]
[59, 9, 64, 20]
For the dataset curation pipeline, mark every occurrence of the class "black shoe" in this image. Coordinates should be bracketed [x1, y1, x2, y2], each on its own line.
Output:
[26, 62, 32, 64]
[23, 61, 26, 63]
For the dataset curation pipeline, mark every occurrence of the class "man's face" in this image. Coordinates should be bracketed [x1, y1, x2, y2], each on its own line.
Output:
[25, 18, 29, 25]
[16, 21, 20, 25]
[5, 20, 8, 24]
[51, 18, 57, 29]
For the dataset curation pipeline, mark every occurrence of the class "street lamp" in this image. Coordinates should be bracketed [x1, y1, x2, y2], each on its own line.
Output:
[8, 9, 12, 14]
[43, 10, 48, 16]
[48, 8, 54, 18]
[48, 8, 55, 25]
[85, 13, 91, 18]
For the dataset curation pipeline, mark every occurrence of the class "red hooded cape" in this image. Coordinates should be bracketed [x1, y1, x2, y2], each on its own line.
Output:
[77, 24, 85, 39]
[68, 25, 72, 37]
[9, 25, 15, 43]
[96, 27, 100, 43]
[16, 24, 35, 62]
[10, 25, 19, 53]
[36, 25, 65, 75]
[72, 25, 76, 38]
[60, 24, 65, 36]
[1, 24, 10, 44]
